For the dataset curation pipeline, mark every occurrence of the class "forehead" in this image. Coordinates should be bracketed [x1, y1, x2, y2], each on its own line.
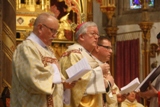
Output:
[101, 39, 111, 45]
[87, 26, 98, 32]
[46, 17, 59, 28]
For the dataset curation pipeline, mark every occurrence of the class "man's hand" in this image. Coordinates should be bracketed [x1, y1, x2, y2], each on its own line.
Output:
[104, 75, 114, 87]
[100, 63, 110, 75]
[137, 82, 158, 99]
[63, 81, 76, 89]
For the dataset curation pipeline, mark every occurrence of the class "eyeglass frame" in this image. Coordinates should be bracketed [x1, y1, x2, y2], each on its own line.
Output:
[98, 44, 112, 50]
[42, 24, 58, 35]
[86, 32, 99, 37]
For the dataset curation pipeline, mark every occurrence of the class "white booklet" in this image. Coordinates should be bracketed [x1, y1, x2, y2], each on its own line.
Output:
[66, 57, 91, 83]
[120, 65, 160, 94]
[120, 78, 140, 94]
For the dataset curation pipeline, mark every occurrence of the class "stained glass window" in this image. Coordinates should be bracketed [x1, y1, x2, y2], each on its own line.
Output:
[130, 0, 154, 9]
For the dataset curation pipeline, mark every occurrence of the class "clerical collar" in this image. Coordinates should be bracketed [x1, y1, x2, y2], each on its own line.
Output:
[27, 32, 47, 49]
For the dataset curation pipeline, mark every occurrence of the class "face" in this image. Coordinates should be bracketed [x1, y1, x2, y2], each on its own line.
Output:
[98, 39, 112, 62]
[81, 26, 99, 51]
[126, 92, 136, 102]
[39, 16, 59, 46]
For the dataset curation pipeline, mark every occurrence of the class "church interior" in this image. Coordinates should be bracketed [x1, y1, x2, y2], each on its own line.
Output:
[0, 0, 160, 106]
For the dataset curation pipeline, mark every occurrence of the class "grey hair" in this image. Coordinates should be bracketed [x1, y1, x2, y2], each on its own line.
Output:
[75, 21, 98, 41]
[33, 12, 56, 26]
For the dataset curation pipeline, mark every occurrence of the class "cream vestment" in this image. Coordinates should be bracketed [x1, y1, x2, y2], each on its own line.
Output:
[11, 33, 63, 107]
[60, 43, 106, 107]
[92, 56, 119, 107]
[121, 99, 144, 107]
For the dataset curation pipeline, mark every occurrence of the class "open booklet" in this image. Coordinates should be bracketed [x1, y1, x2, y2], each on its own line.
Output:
[120, 78, 140, 94]
[65, 57, 91, 83]
[120, 65, 160, 94]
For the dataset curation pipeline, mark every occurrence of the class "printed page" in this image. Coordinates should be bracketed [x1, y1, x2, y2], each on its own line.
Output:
[120, 78, 140, 94]
[66, 57, 91, 83]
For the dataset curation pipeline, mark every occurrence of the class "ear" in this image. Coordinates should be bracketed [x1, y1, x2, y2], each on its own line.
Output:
[79, 34, 85, 41]
[37, 24, 43, 33]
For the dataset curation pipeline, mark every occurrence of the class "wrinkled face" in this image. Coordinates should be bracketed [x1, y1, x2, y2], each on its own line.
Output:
[126, 92, 136, 102]
[38, 17, 59, 46]
[82, 26, 99, 51]
[98, 39, 112, 62]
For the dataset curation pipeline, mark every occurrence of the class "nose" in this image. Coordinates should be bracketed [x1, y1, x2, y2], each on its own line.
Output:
[52, 33, 57, 38]
[94, 35, 99, 40]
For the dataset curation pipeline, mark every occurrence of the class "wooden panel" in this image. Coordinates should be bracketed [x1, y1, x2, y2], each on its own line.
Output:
[0, 0, 16, 93]
[0, 0, 3, 94]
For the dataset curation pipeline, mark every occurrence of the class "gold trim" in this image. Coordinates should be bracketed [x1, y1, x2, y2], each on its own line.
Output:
[2, 30, 15, 53]
[8, 0, 16, 12]
[2, 41, 13, 61]
[16, 38, 75, 44]
[117, 30, 142, 35]
[16, 12, 39, 16]
[150, 43, 159, 58]
[3, 79, 11, 89]
[3, 22, 16, 44]
[52, 40, 75, 44]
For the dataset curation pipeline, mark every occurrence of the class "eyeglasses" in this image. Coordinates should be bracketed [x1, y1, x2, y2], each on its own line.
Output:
[87, 32, 99, 37]
[98, 44, 112, 50]
[42, 24, 57, 35]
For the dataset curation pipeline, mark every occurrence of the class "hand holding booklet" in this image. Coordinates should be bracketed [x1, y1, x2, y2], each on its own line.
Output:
[135, 65, 160, 92]
[65, 57, 91, 83]
[120, 65, 160, 94]
[120, 78, 140, 94]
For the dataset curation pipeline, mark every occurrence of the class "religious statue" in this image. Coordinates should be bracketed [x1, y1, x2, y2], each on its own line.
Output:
[50, 0, 75, 41]
[57, 13, 74, 40]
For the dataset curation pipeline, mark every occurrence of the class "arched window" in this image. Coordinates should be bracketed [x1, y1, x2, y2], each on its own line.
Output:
[130, 0, 154, 9]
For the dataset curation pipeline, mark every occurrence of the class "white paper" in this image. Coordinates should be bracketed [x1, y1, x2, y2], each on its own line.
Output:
[66, 57, 91, 83]
[120, 78, 140, 94]
[52, 64, 62, 84]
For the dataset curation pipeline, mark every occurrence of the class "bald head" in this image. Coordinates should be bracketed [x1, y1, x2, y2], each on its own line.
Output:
[34, 12, 58, 27]
[32, 12, 59, 46]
